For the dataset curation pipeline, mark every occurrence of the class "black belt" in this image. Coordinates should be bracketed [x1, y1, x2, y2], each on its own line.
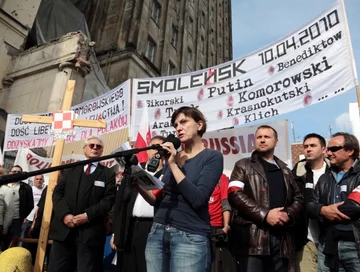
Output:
[132, 217, 153, 222]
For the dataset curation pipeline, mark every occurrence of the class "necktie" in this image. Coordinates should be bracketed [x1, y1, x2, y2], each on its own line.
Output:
[86, 163, 92, 175]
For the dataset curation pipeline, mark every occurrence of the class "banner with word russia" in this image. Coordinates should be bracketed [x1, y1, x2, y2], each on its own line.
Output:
[202, 120, 290, 176]
[131, 1, 356, 139]
[4, 81, 130, 151]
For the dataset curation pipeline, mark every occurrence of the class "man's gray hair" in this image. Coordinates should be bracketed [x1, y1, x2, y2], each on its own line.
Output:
[83, 136, 104, 148]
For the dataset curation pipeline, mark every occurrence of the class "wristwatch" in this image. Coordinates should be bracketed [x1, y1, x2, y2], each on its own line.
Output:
[224, 224, 231, 230]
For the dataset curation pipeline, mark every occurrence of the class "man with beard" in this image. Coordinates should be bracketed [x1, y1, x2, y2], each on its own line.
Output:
[228, 125, 303, 272]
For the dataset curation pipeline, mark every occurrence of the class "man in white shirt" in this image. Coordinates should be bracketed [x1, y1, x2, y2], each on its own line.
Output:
[111, 135, 165, 272]
[20, 174, 45, 242]
[292, 133, 329, 272]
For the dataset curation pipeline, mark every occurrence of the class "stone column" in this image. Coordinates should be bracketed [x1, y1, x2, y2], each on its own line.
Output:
[47, 39, 93, 112]
[0, 76, 14, 110]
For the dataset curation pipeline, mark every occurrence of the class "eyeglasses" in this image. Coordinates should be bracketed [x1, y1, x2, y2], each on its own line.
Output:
[327, 146, 344, 153]
[88, 143, 103, 149]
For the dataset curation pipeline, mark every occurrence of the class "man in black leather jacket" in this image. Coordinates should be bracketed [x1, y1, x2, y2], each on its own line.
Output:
[307, 132, 360, 272]
[229, 125, 303, 272]
[292, 133, 329, 272]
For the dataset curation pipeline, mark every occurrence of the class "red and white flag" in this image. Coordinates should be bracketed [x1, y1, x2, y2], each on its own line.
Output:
[135, 104, 151, 163]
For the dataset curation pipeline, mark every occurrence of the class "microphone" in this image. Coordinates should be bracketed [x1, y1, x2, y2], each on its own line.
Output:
[115, 154, 138, 168]
[147, 134, 181, 172]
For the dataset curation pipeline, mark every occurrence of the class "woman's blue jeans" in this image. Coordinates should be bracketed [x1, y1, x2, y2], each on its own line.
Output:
[145, 222, 211, 272]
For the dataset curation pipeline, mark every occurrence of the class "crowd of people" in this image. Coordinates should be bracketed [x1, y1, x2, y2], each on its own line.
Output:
[0, 106, 360, 272]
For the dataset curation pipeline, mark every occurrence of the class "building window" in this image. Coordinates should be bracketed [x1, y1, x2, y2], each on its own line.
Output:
[174, 0, 180, 12]
[200, 36, 205, 53]
[151, 1, 161, 24]
[146, 38, 156, 62]
[187, 48, 192, 69]
[171, 25, 178, 48]
[188, 17, 193, 36]
[168, 61, 176, 75]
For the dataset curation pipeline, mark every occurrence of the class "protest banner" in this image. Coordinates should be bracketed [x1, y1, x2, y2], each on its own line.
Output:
[131, 1, 356, 139]
[202, 120, 290, 175]
[4, 81, 130, 151]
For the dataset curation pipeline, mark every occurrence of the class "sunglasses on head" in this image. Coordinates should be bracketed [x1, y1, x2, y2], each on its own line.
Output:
[88, 143, 103, 149]
[327, 145, 344, 152]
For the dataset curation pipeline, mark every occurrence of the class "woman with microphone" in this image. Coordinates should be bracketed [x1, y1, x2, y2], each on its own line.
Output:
[137, 106, 224, 272]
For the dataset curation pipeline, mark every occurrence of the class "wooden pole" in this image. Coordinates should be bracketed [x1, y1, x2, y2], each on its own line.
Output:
[27, 80, 107, 272]
[340, 0, 359, 115]
[356, 85, 360, 115]
[33, 80, 75, 272]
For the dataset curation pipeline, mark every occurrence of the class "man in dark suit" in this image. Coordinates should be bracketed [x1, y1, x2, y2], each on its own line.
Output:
[111, 135, 165, 272]
[48, 136, 116, 272]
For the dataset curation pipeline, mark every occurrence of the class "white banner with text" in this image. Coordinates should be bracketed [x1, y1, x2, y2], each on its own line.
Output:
[131, 1, 356, 139]
[202, 120, 290, 175]
[4, 81, 130, 151]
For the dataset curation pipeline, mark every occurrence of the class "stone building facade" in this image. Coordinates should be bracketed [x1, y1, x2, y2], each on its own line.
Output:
[0, 0, 42, 162]
[0, 0, 233, 162]
[84, 0, 233, 88]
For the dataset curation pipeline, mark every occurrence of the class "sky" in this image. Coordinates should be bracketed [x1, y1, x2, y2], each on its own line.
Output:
[231, 0, 359, 143]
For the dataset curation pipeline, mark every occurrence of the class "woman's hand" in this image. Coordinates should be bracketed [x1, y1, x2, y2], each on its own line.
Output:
[161, 142, 177, 165]
[28, 224, 35, 237]
[110, 234, 117, 250]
